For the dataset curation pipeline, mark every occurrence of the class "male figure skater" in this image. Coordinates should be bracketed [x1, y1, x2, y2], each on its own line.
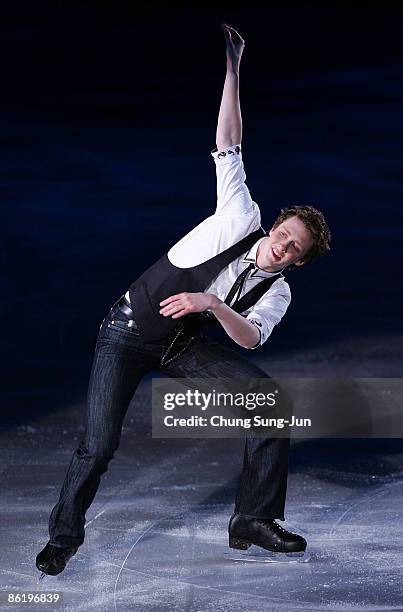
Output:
[36, 24, 331, 576]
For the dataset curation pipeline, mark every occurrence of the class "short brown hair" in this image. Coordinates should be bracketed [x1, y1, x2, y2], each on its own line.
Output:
[271, 205, 331, 265]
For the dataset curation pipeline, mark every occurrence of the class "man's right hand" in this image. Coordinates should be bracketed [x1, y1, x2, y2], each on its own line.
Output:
[221, 23, 245, 72]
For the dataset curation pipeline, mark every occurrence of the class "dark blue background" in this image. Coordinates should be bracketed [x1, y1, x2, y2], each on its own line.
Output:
[2, 3, 403, 421]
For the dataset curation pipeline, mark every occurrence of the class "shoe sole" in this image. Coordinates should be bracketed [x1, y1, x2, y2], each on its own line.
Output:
[229, 535, 306, 553]
[229, 536, 252, 550]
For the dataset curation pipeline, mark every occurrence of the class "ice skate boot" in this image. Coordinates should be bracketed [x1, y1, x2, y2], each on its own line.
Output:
[36, 541, 78, 578]
[226, 513, 309, 563]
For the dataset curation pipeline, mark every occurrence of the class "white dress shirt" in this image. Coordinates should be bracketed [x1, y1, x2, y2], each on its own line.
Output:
[126, 143, 291, 349]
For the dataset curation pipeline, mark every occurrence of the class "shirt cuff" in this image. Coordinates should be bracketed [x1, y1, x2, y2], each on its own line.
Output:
[249, 326, 262, 349]
[211, 144, 242, 165]
[247, 318, 264, 349]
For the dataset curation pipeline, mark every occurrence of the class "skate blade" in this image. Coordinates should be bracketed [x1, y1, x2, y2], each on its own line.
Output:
[224, 546, 311, 563]
[37, 571, 49, 583]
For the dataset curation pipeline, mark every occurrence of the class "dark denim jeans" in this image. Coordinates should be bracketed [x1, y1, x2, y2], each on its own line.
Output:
[48, 296, 290, 548]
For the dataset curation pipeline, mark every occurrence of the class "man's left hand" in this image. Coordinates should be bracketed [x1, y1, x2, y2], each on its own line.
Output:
[159, 292, 222, 319]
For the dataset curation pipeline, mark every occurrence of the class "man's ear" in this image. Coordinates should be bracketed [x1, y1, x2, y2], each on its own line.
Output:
[268, 226, 275, 237]
[294, 258, 307, 268]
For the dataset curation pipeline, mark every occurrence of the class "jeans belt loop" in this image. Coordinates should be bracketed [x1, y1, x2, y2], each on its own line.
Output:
[116, 295, 136, 320]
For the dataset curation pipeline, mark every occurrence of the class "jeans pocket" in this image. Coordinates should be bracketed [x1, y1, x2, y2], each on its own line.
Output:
[107, 318, 140, 337]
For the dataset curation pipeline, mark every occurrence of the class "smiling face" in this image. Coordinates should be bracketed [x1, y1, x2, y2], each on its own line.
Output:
[256, 215, 314, 272]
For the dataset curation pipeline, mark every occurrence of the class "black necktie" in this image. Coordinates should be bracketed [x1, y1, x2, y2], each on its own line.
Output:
[224, 262, 255, 307]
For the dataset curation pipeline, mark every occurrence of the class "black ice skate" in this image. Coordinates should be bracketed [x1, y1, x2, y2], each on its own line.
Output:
[225, 513, 309, 563]
[36, 541, 78, 578]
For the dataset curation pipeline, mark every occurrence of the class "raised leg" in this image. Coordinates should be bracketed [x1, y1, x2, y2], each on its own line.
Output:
[48, 310, 154, 548]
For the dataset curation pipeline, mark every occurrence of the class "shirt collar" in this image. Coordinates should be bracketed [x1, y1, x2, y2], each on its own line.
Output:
[242, 237, 285, 278]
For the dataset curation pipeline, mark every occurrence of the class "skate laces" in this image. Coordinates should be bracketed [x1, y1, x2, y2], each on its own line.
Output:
[258, 519, 287, 535]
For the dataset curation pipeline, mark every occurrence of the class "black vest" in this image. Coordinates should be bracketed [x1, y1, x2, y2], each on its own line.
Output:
[128, 226, 283, 345]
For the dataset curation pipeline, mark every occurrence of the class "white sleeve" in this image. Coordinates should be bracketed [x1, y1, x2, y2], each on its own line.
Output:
[245, 280, 292, 349]
[210, 144, 256, 216]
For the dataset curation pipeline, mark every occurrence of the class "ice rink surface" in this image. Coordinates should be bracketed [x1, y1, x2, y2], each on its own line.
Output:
[1, 338, 402, 612]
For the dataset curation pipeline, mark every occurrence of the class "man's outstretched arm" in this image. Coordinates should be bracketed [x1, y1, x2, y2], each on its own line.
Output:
[216, 24, 245, 150]
[160, 25, 260, 349]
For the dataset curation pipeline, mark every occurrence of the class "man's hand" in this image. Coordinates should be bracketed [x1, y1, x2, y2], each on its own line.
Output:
[159, 292, 222, 319]
[221, 23, 245, 72]
[159, 291, 260, 349]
